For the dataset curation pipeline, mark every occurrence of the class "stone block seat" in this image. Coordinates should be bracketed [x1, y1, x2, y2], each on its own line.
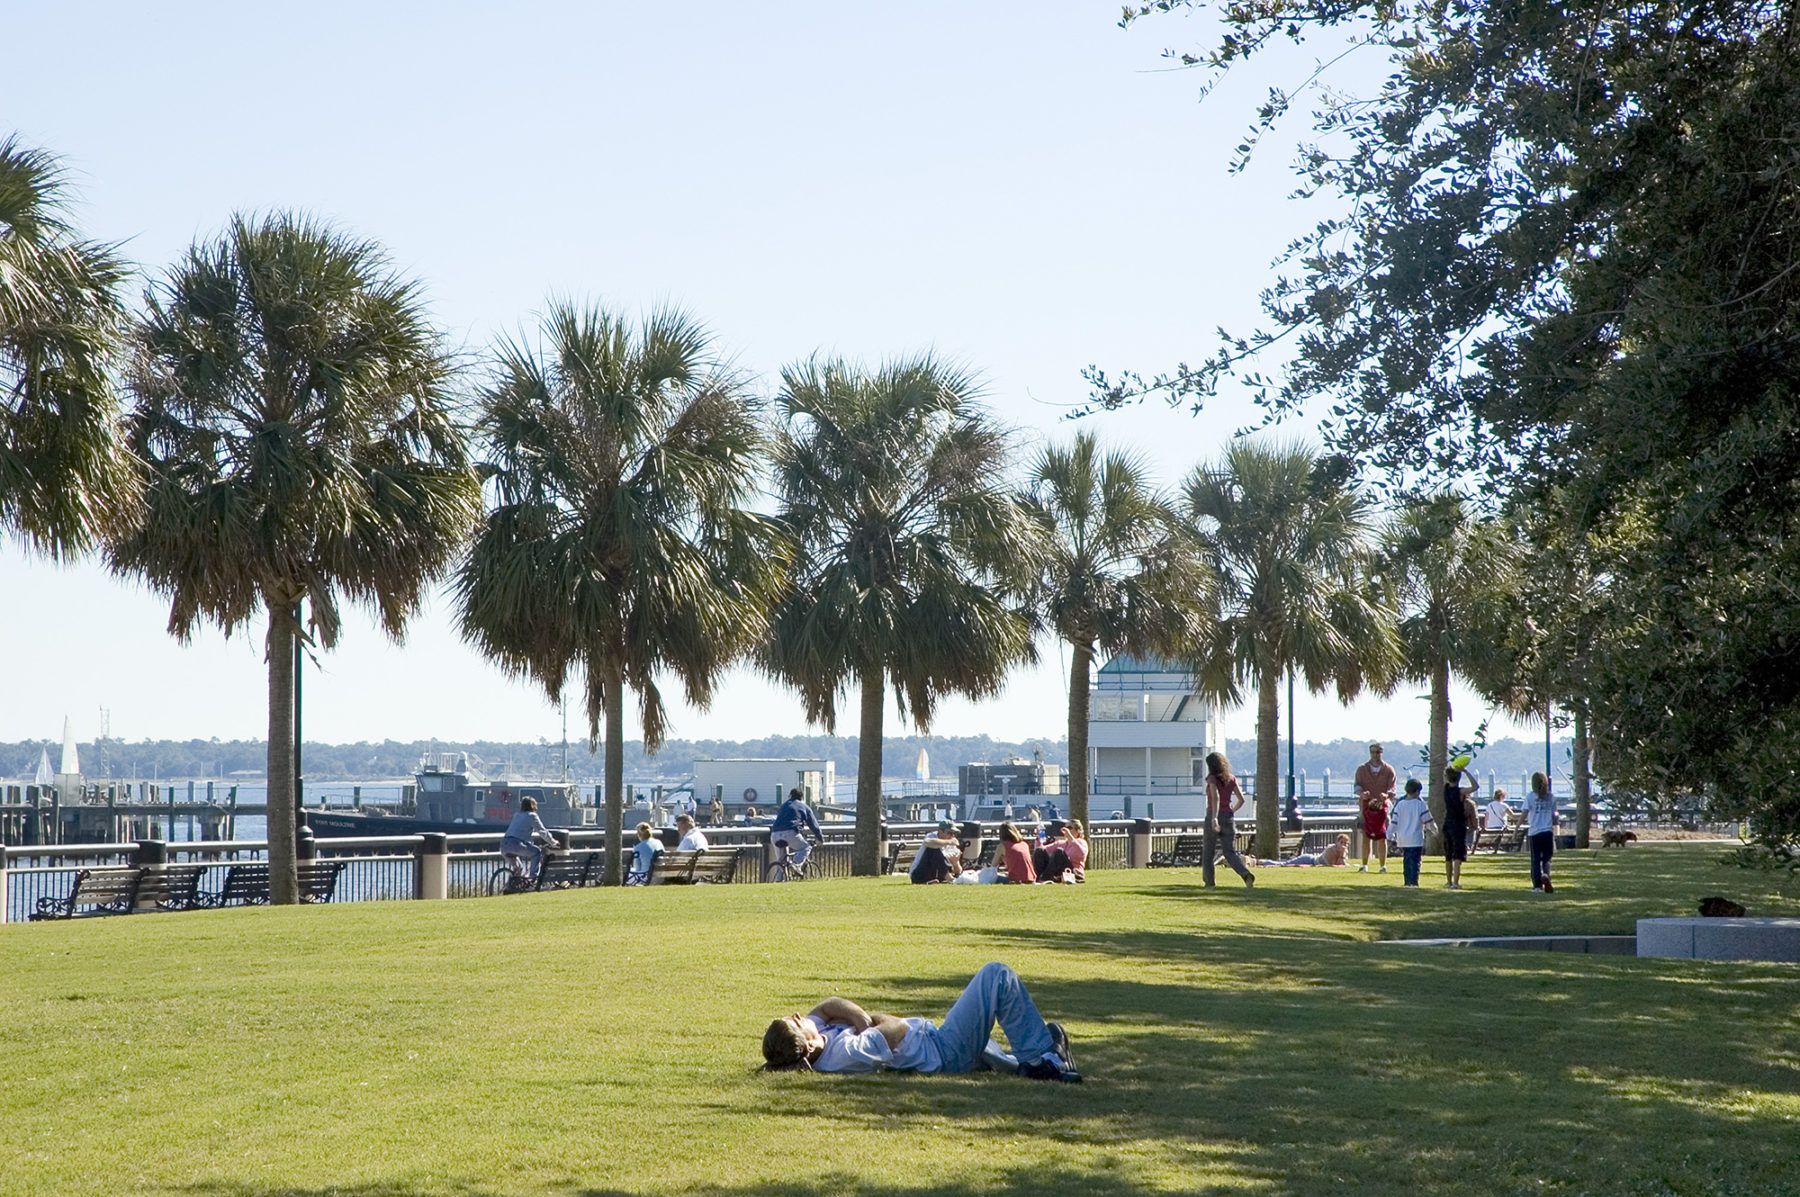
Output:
[1636, 917, 1800, 962]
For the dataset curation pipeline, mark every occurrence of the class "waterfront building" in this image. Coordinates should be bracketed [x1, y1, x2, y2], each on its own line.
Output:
[1086, 655, 1225, 821]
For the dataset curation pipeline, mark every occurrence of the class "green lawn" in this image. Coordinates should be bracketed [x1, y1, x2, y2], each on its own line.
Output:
[3, 844, 1796, 1197]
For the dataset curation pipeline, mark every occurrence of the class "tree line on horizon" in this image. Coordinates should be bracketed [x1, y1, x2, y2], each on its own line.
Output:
[0, 734, 1579, 793]
[12, 7, 1796, 899]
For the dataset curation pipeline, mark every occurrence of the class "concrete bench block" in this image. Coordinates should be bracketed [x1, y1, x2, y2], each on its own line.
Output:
[1637, 917, 1800, 962]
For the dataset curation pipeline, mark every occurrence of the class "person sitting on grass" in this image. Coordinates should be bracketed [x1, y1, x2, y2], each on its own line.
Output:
[999, 821, 1037, 883]
[1250, 833, 1353, 867]
[909, 821, 965, 884]
[626, 821, 663, 884]
[1056, 819, 1088, 880]
[760, 961, 1080, 1082]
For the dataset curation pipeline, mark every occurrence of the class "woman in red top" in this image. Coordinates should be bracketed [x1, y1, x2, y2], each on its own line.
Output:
[1000, 822, 1037, 883]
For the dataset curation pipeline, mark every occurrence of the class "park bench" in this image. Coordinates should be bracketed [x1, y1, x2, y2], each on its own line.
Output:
[205, 860, 343, 906]
[535, 850, 597, 890]
[1477, 826, 1527, 854]
[646, 849, 699, 884]
[1473, 826, 1507, 853]
[30, 867, 143, 919]
[138, 864, 207, 912]
[886, 841, 922, 875]
[1149, 834, 1208, 868]
[1277, 831, 1306, 859]
[689, 846, 739, 883]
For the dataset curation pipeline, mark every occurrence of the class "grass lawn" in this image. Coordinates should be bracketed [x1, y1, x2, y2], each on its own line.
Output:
[3, 843, 1797, 1197]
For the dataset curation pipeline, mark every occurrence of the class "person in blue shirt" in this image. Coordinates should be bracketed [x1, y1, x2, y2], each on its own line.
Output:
[769, 787, 824, 869]
[500, 796, 554, 878]
[627, 821, 664, 884]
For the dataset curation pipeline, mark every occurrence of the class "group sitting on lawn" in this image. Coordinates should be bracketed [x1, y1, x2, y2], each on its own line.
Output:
[909, 819, 1086, 884]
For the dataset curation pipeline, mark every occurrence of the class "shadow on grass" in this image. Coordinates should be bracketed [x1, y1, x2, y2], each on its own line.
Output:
[724, 941, 1797, 1195]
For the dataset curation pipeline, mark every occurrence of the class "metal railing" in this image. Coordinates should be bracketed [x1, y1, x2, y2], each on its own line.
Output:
[2, 812, 1375, 921]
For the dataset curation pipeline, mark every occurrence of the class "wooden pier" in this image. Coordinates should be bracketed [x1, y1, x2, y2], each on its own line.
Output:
[0, 782, 260, 846]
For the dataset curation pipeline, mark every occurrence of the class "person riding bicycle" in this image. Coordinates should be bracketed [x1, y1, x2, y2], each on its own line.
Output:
[501, 796, 556, 878]
[769, 787, 824, 870]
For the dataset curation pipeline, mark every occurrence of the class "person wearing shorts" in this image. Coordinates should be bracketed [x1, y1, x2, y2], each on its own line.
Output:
[1355, 743, 1396, 873]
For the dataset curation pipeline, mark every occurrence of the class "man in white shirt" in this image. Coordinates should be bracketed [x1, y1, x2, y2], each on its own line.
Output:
[675, 813, 708, 851]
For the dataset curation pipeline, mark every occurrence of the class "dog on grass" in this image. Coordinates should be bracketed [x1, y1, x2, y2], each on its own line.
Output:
[1602, 828, 1639, 847]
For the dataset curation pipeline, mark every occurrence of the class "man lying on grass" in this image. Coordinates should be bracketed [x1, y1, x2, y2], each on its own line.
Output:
[762, 962, 1081, 1082]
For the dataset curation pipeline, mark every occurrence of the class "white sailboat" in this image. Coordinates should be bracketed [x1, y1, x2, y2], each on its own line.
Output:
[35, 747, 53, 786]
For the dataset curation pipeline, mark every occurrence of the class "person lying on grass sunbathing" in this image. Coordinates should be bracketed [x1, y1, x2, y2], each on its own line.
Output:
[1248, 833, 1352, 868]
[761, 962, 1081, 1082]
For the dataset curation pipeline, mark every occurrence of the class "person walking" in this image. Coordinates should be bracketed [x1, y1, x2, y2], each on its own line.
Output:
[1525, 771, 1558, 892]
[1354, 743, 1396, 873]
[1441, 765, 1478, 889]
[1202, 751, 1256, 890]
[1389, 779, 1433, 887]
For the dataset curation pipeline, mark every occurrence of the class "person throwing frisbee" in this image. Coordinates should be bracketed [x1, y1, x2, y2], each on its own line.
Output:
[1355, 743, 1397, 873]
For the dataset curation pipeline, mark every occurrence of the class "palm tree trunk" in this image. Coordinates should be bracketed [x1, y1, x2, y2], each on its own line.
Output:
[1573, 700, 1592, 849]
[854, 662, 885, 876]
[265, 606, 299, 905]
[1427, 655, 1450, 825]
[1066, 639, 1092, 827]
[602, 666, 625, 886]
[1255, 656, 1280, 858]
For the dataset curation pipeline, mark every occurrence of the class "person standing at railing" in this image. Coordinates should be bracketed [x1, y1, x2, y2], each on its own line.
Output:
[1203, 751, 1256, 890]
[500, 796, 554, 879]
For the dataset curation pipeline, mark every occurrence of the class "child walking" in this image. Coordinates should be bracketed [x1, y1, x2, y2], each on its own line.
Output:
[1389, 779, 1433, 887]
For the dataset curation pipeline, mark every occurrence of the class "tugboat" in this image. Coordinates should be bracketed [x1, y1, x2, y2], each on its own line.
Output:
[305, 752, 593, 837]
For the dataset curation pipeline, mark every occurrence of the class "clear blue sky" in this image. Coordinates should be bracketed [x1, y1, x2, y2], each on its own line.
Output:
[0, 2, 1528, 755]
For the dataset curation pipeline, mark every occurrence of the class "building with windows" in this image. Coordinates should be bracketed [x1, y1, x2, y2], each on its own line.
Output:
[1086, 655, 1225, 820]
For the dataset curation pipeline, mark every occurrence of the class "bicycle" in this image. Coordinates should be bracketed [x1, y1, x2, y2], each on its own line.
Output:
[765, 836, 822, 883]
[489, 838, 562, 896]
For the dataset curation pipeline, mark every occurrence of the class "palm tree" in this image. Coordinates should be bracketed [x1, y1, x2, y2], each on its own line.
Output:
[1, 136, 138, 555]
[1183, 440, 1400, 857]
[111, 213, 479, 904]
[1380, 495, 1520, 822]
[763, 354, 1036, 875]
[456, 303, 786, 885]
[1023, 431, 1209, 826]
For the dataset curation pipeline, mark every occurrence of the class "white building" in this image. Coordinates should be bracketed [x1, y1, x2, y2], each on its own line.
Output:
[690, 758, 837, 817]
[1086, 655, 1225, 820]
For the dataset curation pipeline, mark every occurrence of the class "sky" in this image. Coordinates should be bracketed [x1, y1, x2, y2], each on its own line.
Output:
[0, 1, 1534, 757]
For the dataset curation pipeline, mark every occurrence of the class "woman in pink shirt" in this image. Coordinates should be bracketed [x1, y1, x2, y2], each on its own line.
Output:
[1000, 822, 1037, 883]
[1056, 819, 1088, 880]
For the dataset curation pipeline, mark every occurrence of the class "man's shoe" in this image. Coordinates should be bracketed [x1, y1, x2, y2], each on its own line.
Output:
[1045, 1022, 1076, 1075]
[1019, 1055, 1082, 1083]
[1244, 873, 1256, 890]
[1358, 865, 1368, 872]
[1019, 1024, 1081, 1083]
[1379, 865, 1388, 873]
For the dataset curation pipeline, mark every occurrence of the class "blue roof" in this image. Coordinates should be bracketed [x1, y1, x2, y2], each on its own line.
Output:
[1096, 654, 1190, 676]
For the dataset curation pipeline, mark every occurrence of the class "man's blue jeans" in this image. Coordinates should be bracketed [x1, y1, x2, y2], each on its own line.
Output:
[1401, 845, 1423, 886]
[930, 962, 1056, 1073]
